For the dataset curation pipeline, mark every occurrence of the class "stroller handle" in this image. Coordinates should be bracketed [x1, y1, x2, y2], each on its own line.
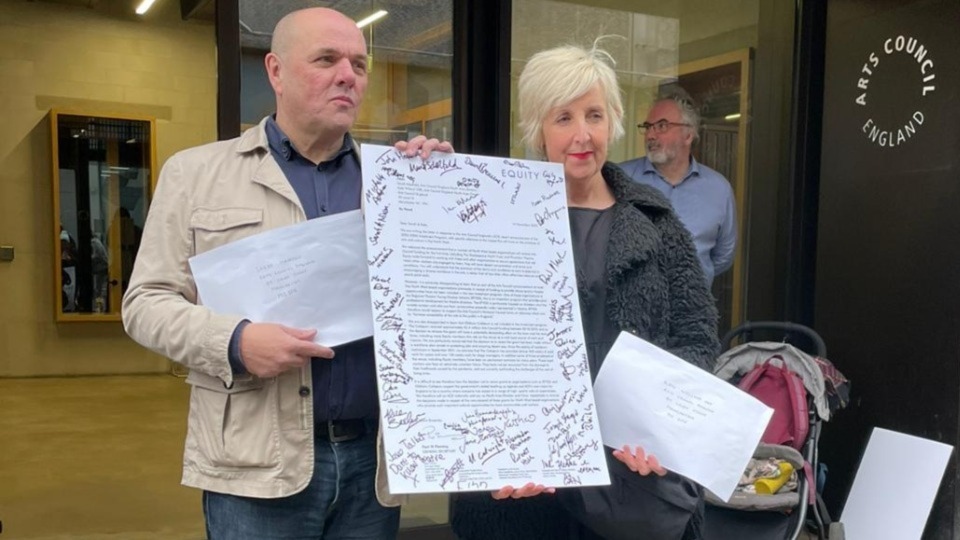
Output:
[721, 320, 827, 357]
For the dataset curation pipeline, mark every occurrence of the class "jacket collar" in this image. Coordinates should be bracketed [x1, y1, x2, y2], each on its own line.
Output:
[237, 116, 361, 157]
[236, 116, 272, 154]
[603, 162, 672, 212]
[232, 117, 363, 215]
[640, 155, 702, 186]
[235, 117, 301, 210]
[602, 163, 672, 278]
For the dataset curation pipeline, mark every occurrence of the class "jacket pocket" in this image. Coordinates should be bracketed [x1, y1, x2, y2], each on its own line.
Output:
[189, 207, 263, 254]
[186, 371, 281, 470]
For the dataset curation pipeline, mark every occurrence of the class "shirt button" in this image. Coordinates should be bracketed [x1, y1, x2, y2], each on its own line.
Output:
[299, 386, 310, 397]
[320, 205, 327, 213]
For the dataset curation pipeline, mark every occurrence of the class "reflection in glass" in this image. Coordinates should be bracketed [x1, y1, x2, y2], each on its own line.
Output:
[510, 0, 758, 334]
[238, 1, 454, 148]
[510, 0, 681, 162]
[424, 116, 452, 142]
[673, 54, 749, 334]
[55, 114, 151, 317]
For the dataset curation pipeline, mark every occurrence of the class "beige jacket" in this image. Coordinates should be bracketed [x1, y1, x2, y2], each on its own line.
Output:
[122, 117, 401, 505]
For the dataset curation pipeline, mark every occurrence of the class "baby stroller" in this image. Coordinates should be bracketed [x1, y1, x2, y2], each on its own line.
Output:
[702, 321, 849, 540]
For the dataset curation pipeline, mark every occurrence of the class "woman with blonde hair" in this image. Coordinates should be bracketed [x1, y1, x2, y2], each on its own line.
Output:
[451, 42, 719, 540]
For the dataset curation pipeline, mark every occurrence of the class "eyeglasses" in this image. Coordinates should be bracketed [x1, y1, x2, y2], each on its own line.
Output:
[637, 119, 691, 134]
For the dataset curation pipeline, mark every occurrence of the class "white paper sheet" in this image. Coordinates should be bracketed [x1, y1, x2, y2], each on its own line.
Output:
[188, 210, 373, 346]
[361, 144, 610, 494]
[592, 332, 773, 501]
[841, 427, 953, 540]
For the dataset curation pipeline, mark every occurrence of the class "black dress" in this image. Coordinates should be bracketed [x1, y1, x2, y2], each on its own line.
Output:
[557, 207, 704, 540]
[450, 207, 615, 540]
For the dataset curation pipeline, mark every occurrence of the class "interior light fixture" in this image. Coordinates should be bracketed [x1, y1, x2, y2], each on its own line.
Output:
[724, 113, 741, 121]
[356, 10, 388, 28]
[135, 0, 158, 15]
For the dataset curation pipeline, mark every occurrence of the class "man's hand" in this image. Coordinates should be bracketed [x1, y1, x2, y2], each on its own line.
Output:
[612, 445, 667, 477]
[394, 135, 454, 159]
[491, 482, 555, 500]
[238, 323, 335, 378]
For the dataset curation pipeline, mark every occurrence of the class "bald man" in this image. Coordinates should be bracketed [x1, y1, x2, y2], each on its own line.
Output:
[123, 8, 449, 539]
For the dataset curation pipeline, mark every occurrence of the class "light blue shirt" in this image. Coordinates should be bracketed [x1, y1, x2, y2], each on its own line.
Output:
[620, 156, 737, 285]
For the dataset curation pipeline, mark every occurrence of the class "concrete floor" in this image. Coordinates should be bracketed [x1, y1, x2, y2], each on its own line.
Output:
[0, 375, 448, 539]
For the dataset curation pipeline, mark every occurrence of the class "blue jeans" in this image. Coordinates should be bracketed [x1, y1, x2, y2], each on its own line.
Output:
[203, 430, 400, 539]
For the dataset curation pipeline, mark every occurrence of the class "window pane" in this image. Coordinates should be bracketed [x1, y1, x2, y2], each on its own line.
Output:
[239, 1, 454, 148]
[511, 0, 773, 334]
[56, 114, 150, 317]
[511, 1, 681, 163]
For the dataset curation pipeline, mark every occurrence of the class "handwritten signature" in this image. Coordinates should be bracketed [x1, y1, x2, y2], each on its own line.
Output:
[502, 159, 530, 170]
[543, 170, 563, 186]
[510, 447, 534, 465]
[549, 299, 574, 323]
[365, 174, 387, 205]
[563, 473, 582, 486]
[384, 408, 427, 431]
[535, 206, 564, 226]
[409, 158, 461, 175]
[538, 251, 567, 285]
[368, 205, 389, 246]
[458, 200, 488, 224]
[544, 228, 567, 246]
[541, 385, 589, 416]
[464, 157, 504, 187]
[368, 247, 394, 268]
[530, 190, 562, 207]
[440, 458, 464, 489]
[371, 275, 393, 297]
[389, 456, 419, 486]
[373, 292, 404, 332]
[375, 148, 402, 166]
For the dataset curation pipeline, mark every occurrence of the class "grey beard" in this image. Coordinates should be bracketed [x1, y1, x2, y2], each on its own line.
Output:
[647, 148, 670, 165]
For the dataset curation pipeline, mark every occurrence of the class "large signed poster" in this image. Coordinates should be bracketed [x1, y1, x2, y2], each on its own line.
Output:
[361, 144, 610, 494]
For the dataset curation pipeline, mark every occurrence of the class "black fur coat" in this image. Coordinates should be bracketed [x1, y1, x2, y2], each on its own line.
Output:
[598, 162, 718, 369]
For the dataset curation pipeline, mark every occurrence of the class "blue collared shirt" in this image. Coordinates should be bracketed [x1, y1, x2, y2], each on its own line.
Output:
[229, 117, 377, 423]
[619, 156, 737, 285]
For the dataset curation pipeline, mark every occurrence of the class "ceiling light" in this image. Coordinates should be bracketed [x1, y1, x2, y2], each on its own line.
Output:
[724, 113, 741, 121]
[135, 0, 158, 15]
[356, 10, 388, 29]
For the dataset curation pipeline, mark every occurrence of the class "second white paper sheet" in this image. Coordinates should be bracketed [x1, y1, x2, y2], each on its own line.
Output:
[841, 428, 953, 540]
[361, 144, 609, 494]
[188, 211, 373, 346]
[593, 332, 773, 501]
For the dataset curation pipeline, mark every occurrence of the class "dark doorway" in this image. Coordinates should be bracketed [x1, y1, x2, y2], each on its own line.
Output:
[814, 0, 960, 537]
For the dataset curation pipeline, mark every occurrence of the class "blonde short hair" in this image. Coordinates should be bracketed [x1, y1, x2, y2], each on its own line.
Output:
[517, 42, 625, 157]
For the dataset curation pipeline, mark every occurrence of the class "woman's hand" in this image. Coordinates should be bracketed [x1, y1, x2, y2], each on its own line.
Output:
[612, 445, 667, 476]
[394, 135, 454, 159]
[491, 482, 555, 500]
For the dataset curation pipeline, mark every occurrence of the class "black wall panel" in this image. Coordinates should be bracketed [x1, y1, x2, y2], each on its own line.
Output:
[815, 0, 960, 537]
